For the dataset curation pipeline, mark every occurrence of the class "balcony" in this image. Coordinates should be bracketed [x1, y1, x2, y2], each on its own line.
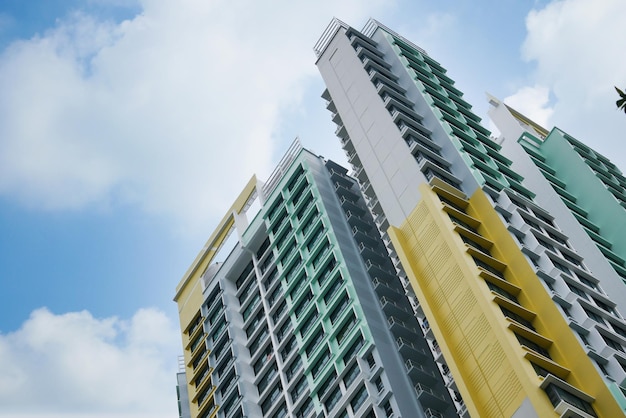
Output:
[365, 259, 395, 279]
[372, 277, 404, 299]
[396, 337, 429, 359]
[404, 359, 437, 384]
[345, 210, 370, 231]
[424, 407, 445, 418]
[388, 316, 420, 339]
[379, 296, 413, 319]
[415, 383, 449, 411]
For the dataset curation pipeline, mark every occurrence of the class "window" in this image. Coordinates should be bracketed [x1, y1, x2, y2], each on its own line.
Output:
[472, 256, 505, 279]
[271, 404, 287, 418]
[219, 370, 236, 396]
[215, 349, 233, 376]
[294, 289, 313, 318]
[296, 398, 313, 418]
[324, 385, 342, 412]
[305, 330, 325, 357]
[448, 214, 479, 233]
[311, 242, 331, 270]
[343, 334, 364, 365]
[486, 281, 519, 303]
[343, 363, 359, 388]
[311, 349, 331, 378]
[567, 283, 588, 300]
[552, 260, 571, 275]
[220, 393, 240, 418]
[276, 319, 292, 342]
[263, 268, 278, 290]
[583, 308, 606, 325]
[187, 314, 203, 336]
[280, 240, 298, 265]
[329, 293, 350, 324]
[461, 234, 491, 255]
[300, 310, 319, 337]
[383, 401, 393, 417]
[272, 300, 287, 324]
[267, 197, 284, 221]
[261, 384, 283, 415]
[212, 317, 228, 342]
[500, 306, 535, 331]
[515, 333, 551, 359]
[207, 304, 223, 326]
[189, 333, 205, 353]
[256, 237, 271, 259]
[593, 298, 616, 315]
[366, 353, 376, 369]
[242, 293, 260, 321]
[213, 338, 229, 362]
[297, 195, 315, 220]
[194, 365, 210, 388]
[578, 275, 599, 291]
[253, 346, 273, 374]
[323, 277, 344, 304]
[287, 166, 305, 191]
[318, 370, 337, 399]
[270, 210, 288, 236]
[275, 231, 290, 252]
[602, 334, 624, 352]
[235, 261, 254, 289]
[268, 286, 282, 306]
[612, 324, 626, 339]
[281, 336, 297, 361]
[336, 314, 358, 346]
[544, 383, 597, 417]
[375, 376, 384, 393]
[306, 227, 325, 252]
[317, 258, 337, 287]
[284, 256, 303, 283]
[530, 361, 551, 378]
[249, 326, 268, 355]
[291, 376, 308, 402]
[285, 356, 303, 381]
[246, 310, 266, 337]
[350, 385, 368, 413]
[257, 364, 278, 393]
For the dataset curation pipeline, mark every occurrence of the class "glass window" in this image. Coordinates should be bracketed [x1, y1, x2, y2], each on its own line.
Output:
[324, 385, 342, 413]
[343, 363, 359, 388]
[261, 384, 283, 415]
[291, 376, 308, 402]
[350, 385, 368, 413]
[544, 383, 597, 417]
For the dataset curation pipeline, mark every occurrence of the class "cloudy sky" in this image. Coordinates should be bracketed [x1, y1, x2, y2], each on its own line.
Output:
[0, 0, 625, 416]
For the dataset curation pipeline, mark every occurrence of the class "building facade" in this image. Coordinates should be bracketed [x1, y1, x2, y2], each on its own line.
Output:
[174, 141, 456, 418]
[489, 96, 626, 294]
[315, 18, 626, 417]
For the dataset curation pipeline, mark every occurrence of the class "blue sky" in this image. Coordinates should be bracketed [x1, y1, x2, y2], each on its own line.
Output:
[0, 0, 624, 416]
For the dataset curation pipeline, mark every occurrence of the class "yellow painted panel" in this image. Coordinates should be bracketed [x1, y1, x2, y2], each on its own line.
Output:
[389, 184, 544, 417]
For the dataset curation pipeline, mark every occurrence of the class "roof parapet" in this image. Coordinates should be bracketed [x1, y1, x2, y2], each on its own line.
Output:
[362, 18, 429, 56]
[313, 17, 349, 58]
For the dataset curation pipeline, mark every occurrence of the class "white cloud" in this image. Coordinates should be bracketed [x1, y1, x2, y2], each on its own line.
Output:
[0, 0, 391, 229]
[0, 308, 180, 418]
[503, 85, 553, 128]
[511, 0, 626, 167]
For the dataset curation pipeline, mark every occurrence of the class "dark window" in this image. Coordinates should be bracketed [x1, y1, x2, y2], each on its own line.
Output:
[544, 383, 597, 417]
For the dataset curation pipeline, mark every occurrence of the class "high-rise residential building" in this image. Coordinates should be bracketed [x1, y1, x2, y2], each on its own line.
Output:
[489, 96, 626, 298]
[177, 356, 192, 418]
[174, 140, 457, 418]
[315, 17, 626, 417]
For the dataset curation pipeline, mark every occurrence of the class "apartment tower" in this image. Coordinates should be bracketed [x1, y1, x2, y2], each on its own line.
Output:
[174, 141, 456, 418]
[315, 18, 626, 417]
